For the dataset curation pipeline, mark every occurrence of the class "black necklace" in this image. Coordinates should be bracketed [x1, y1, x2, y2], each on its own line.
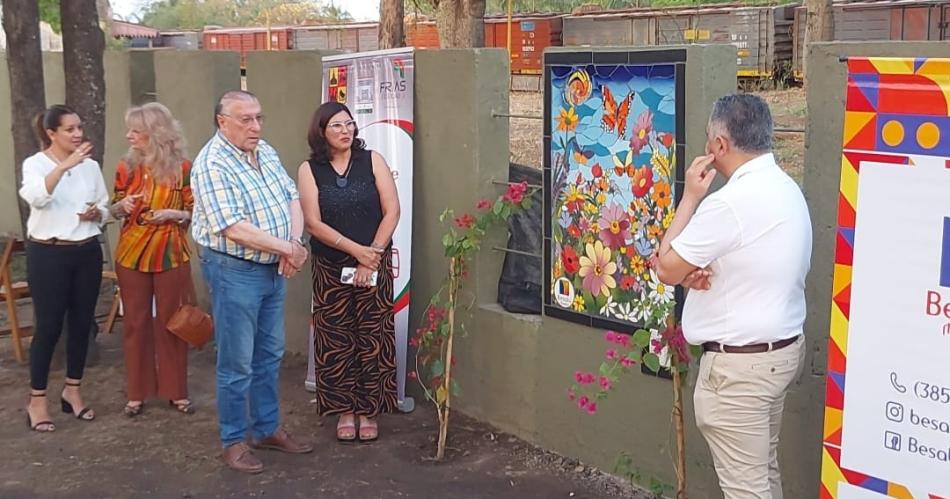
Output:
[333, 156, 353, 188]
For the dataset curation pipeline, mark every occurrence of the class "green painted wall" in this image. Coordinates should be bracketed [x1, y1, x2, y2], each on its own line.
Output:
[417, 45, 742, 498]
[245, 49, 328, 356]
[3, 41, 942, 497]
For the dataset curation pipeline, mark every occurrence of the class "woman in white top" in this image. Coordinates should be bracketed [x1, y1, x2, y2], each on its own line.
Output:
[19, 105, 110, 432]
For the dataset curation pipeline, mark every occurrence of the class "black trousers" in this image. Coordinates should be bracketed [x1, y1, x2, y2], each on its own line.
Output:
[26, 240, 103, 391]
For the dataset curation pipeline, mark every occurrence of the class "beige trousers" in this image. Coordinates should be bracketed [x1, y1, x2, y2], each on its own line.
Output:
[693, 336, 806, 499]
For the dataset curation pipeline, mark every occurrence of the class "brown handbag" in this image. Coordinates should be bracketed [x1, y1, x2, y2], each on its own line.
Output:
[167, 280, 213, 349]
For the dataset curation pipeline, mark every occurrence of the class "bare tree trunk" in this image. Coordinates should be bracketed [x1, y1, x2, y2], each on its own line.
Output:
[2, 0, 47, 234]
[435, 0, 486, 48]
[379, 0, 405, 49]
[803, 0, 834, 84]
[60, 0, 106, 167]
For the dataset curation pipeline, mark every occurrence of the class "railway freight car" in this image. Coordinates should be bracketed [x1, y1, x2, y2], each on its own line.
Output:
[202, 26, 294, 68]
[792, 0, 950, 80]
[562, 3, 797, 80]
[404, 13, 563, 80]
[292, 22, 379, 52]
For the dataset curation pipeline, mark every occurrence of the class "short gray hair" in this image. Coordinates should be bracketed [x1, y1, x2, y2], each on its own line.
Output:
[214, 90, 258, 129]
[708, 94, 773, 153]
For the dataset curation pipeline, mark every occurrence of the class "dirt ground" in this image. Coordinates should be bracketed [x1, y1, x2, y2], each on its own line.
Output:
[0, 328, 647, 499]
[508, 87, 806, 184]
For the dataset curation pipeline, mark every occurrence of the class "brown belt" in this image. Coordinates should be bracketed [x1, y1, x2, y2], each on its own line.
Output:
[29, 235, 98, 246]
[703, 335, 800, 354]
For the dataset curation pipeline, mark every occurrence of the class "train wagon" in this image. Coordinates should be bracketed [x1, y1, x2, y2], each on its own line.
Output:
[484, 14, 563, 75]
[405, 20, 440, 49]
[562, 3, 797, 80]
[404, 14, 563, 73]
[202, 26, 294, 68]
[792, 0, 950, 81]
[292, 22, 379, 53]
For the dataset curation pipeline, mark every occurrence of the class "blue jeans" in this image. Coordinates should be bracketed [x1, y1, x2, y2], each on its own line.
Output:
[198, 247, 286, 447]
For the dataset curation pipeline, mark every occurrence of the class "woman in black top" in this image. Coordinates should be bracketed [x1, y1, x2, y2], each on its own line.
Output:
[298, 102, 400, 442]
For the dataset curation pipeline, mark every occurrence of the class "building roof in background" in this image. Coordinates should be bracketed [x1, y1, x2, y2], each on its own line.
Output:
[112, 19, 159, 39]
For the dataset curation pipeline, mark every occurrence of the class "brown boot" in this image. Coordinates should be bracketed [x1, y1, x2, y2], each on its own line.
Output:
[250, 426, 314, 454]
[221, 442, 264, 474]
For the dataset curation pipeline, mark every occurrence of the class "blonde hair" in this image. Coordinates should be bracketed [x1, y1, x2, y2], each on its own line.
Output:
[124, 102, 187, 184]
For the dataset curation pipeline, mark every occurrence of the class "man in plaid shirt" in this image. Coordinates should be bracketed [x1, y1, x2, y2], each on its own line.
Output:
[191, 90, 312, 473]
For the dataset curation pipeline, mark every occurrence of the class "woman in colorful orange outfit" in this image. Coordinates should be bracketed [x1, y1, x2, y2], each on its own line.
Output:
[109, 102, 195, 417]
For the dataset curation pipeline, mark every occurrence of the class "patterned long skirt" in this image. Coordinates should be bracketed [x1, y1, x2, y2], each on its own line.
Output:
[311, 252, 398, 417]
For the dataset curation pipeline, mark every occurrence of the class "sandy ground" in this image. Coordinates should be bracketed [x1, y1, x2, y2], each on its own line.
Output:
[0, 326, 648, 499]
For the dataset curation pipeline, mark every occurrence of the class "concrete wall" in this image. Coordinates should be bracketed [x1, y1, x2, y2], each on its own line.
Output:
[423, 45, 742, 497]
[245, 49, 328, 355]
[0, 51, 133, 239]
[9, 41, 940, 496]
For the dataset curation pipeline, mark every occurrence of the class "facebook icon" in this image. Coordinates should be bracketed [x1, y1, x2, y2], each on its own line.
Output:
[943, 217, 950, 288]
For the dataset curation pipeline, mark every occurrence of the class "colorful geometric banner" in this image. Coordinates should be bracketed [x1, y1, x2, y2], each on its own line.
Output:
[821, 57, 950, 499]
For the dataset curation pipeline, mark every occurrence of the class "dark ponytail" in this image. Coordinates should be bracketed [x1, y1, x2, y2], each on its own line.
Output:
[33, 104, 78, 149]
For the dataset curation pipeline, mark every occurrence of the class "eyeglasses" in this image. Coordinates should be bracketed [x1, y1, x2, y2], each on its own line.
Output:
[219, 113, 265, 127]
[327, 120, 357, 133]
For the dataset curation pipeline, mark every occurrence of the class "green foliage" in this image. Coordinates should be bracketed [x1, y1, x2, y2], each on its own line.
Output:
[137, 0, 352, 30]
[613, 453, 675, 499]
[39, 0, 61, 33]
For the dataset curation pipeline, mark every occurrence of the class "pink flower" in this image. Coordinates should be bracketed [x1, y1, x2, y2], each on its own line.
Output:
[661, 324, 691, 365]
[567, 388, 576, 401]
[578, 396, 590, 410]
[454, 213, 475, 229]
[586, 402, 597, 415]
[604, 331, 617, 343]
[605, 349, 617, 361]
[408, 371, 418, 380]
[598, 203, 632, 249]
[621, 356, 636, 368]
[615, 334, 630, 348]
[503, 181, 529, 204]
[574, 371, 584, 383]
[579, 241, 618, 298]
[629, 110, 654, 153]
[477, 198, 491, 210]
[652, 339, 663, 354]
[582, 372, 595, 384]
[599, 376, 611, 390]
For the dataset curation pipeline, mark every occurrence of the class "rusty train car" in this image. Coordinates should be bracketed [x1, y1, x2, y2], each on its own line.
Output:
[562, 3, 796, 80]
[162, 0, 949, 86]
[792, 0, 950, 80]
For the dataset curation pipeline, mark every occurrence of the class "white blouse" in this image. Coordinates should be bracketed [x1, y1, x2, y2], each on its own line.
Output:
[18, 152, 111, 241]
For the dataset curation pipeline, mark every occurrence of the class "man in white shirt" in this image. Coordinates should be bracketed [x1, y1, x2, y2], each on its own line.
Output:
[655, 94, 812, 499]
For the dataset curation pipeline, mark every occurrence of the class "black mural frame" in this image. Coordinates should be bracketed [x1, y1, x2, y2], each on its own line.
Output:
[542, 49, 687, 340]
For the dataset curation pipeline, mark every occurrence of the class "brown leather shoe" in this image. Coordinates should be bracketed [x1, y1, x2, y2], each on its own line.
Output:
[221, 442, 264, 474]
[251, 427, 314, 454]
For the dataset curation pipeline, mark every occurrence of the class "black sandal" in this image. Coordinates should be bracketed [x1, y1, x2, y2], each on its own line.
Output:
[26, 392, 55, 433]
[169, 399, 195, 415]
[124, 402, 144, 418]
[61, 381, 95, 421]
